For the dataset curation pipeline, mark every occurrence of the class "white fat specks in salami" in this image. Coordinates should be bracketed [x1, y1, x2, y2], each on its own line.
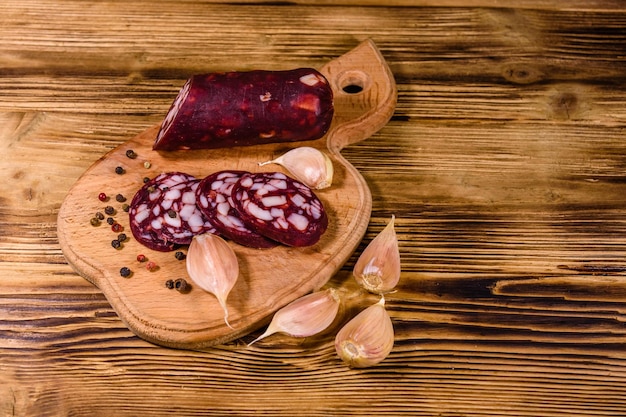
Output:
[231, 172, 328, 247]
[129, 172, 217, 251]
[196, 170, 278, 249]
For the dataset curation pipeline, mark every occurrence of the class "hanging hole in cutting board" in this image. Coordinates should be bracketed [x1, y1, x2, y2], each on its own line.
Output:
[338, 70, 370, 94]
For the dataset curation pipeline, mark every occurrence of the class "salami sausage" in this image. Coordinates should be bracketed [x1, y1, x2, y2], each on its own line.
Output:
[129, 172, 216, 251]
[230, 172, 328, 247]
[152, 69, 334, 151]
[196, 170, 278, 249]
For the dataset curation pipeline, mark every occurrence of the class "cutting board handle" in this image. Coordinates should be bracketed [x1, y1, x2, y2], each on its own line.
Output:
[320, 39, 397, 153]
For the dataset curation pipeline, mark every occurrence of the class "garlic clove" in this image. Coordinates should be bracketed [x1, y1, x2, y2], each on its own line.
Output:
[259, 146, 334, 189]
[186, 233, 239, 329]
[353, 215, 401, 294]
[334, 296, 394, 368]
[248, 288, 340, 346]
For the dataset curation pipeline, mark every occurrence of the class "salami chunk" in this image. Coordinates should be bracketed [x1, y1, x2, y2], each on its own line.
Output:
[196, 170, 278, 249]
[152, 68, 334, 151]
[230, 172, 328, 247]
[129, 172, 216, 251]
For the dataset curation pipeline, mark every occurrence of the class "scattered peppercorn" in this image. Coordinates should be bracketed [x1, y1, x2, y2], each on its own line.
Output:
[90, 217, 101, 226]
[98, 192, 108, 202]
[174, 251, 186, 261]
[104, 206, 115, 216]
[143, 177, 150, 183]
[115, 193, 126, 203]
[95, 212, 105, 220]
[144, 161, 151, 169]
[146, 261, 158, 272]
[125, 149, 137, 159]
[117, 233, 127, 242]
[111, 239, 121, 249]
[136, 254, 147, 262]
[119, 267, 132, 278]
[165, 279, 175, 289]
[111, 222, 123, 233]
[115, 166, 125, 175]
[107, 217, 115, 225]
[174, 278, 190, 293]
[121, 203, 130, 212]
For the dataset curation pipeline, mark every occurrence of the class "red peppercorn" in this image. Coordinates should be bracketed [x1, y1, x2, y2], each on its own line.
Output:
[146, 261, 158, 272]
[98, 192, 107, 202]
[136, 254, 147, 262]
[111, 223, 123, 233]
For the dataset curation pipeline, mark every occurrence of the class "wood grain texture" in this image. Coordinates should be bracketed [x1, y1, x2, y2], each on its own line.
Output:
[2, 1, 626, 416]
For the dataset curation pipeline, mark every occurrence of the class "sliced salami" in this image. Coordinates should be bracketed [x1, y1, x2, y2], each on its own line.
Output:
[196, 170, 278, 249]
[230, 171, 328, 247]
[129, 172, 216, 251]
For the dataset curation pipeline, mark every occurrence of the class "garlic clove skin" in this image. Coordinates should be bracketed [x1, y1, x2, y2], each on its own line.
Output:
[248, 288, 340, 346]
[353, 215, 401, 294]
[186, 233, 239, 329]
[259, 146, 334, 189]
[335, 296, 394, 368]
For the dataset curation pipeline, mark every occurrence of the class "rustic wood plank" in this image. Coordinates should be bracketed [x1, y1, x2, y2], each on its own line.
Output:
[2, 1, 626, 416]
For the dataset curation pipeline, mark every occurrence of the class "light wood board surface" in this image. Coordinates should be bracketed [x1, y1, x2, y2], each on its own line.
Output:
[2, 1, 626, 416]
[56, 40, 396, 349]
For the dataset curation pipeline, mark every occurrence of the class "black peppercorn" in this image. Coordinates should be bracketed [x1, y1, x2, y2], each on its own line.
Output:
[111, 239, 121, 249]
[121, 203, 130, 212]
[174, 278, 190, 293]
[90, 217, 101, 226]
[95, 212, 105, 220]
[167, 209, 177, 218]
[174, 251, 185, 261]
[119, 267, 132, 278]
[165, 279, 175, 289]
[143, 177, 150, 183]
[104, 206, 115, 216]
[115, 193, 126, 203]
[125, 149, 137, 159]
[115, 166, 125, 175]
[118, 233, 127, 242]
[107, 217, 115, 225]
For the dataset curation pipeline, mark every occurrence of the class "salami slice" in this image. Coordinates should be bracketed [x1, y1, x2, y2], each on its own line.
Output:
[230, 172, 328, 247]
[129, 172, 216, 251]
[196, 170, 278, 249]
[152, 68, 334, 151]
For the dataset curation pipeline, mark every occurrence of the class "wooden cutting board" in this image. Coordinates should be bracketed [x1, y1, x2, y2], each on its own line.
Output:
[57, 39, 397, 349]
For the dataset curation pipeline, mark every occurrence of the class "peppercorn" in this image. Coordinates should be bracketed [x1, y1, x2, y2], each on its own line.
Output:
[115, 166, 125, 175]
[95, 212, 105, 220]
[144, 161, 151, 169]
[119, 267, 132, 278]
[146, 261, 157, 272]
[121, 203, 130, 212]
[174, 278, 190, 293]
[98, 192, 108, 202]
[143, 177, 150, 183]
[165, 279, 175, 289]
[90, 217, 101, 226]
[167, 209, 177, 218]
[174, 251, 185, 261]
[117, 233, 127, 242]
[104, 206, 115, 216]
[111, 222, 123, 233]
[136, 254, 147, 262]
[106, 217, 115, 225]
[125, 149, 137, 159]
[111, 239, 121, 249]
[115, 193, 126, 203]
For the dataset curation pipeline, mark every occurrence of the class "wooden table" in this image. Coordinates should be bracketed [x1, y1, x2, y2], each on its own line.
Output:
[3, 1, 626, 415]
